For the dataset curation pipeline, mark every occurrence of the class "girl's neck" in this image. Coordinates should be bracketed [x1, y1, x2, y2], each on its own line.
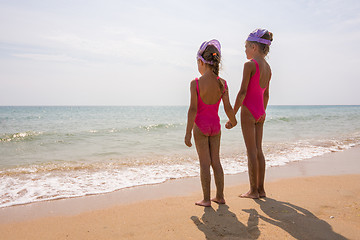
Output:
[202, 68, 216, 77]
[251, 55, 266, 64]
[252, 52, 266, 60]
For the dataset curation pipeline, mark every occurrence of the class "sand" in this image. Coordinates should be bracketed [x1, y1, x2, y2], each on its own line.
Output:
[0, 147, 359, 240]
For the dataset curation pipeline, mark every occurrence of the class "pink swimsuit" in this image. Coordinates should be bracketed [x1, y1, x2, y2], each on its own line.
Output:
[242, 59, 269, 121]
[195, 77, 227, 136]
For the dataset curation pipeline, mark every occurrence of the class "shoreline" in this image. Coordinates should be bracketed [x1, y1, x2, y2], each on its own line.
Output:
[0, 145, 359, 224]
[0, 146, 359, 239]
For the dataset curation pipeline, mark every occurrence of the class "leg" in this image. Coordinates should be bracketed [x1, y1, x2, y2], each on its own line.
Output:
[240, 106, 259, 199]
[193, 125, 212, 207]
[209, 132, 226, 204]
[255, 122, 266, 197]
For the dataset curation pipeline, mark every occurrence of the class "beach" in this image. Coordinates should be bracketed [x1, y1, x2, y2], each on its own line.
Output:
[0, 146, 359, 240]
[2, 0, 360, 238]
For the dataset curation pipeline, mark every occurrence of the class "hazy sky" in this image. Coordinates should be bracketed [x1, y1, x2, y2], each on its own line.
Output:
[1, 0, 360, 106]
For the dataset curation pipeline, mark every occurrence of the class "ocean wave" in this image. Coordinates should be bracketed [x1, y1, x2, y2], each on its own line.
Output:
[266, 115, 321, 123]
[0, 161, 199, 208]
[139, 123, 182, 131]
[265, 112, 351, 123]
[84, 123, 184, 135]
[0, 131, 43, 142]
[0, 161, 136, 177]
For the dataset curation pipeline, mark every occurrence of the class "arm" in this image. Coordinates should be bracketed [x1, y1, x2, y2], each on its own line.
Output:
[233, 61, 255, 115]
[282, 201, 316, 218]
[256, 72, 271, 123]
[184, 80, 197, 147]
[221, 81, 237, 128]
[225, 61, 254, 128]
[263, 72, 271, 110]
[264, 84, 269, 110]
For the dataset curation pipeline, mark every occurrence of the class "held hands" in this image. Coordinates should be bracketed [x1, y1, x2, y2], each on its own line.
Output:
[225, 121, 233, 129]
[225, 120, 237, 129]
[184, 133, 192, 147]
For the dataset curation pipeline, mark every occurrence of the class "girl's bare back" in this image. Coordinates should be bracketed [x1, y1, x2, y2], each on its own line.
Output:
[197, 75, 224, 105]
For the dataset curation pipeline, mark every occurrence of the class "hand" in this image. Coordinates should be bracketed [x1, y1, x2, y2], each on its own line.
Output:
[225, 120, 233, 129]
[184, 133, 192, 147]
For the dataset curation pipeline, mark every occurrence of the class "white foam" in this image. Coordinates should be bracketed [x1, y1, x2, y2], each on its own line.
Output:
[0, 131, 42, 142]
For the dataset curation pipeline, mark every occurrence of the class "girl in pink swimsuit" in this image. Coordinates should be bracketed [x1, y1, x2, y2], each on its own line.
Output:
[228, 29, 273, 199]
[185, 39, 237, 207]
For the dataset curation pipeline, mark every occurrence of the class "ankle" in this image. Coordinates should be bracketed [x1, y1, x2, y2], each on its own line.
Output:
[216, 194, 224, 199]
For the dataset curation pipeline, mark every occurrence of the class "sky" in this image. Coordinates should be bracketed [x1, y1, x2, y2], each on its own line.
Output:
[1, 0, 360, 106]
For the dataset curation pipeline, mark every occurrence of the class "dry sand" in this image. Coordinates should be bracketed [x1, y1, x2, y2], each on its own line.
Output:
[0, 147, 359, 240]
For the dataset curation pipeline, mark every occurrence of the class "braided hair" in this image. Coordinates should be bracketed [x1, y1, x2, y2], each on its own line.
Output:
[200, 45, 225, 92]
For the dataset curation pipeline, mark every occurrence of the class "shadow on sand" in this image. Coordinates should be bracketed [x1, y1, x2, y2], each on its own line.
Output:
[191, 204, 260, 240]
[254, 197, 347, 240]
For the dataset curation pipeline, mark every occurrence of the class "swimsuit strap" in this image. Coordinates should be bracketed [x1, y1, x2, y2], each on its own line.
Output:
[251, 59, 260, 75]
[217, 76, 228, 94]
[196, 76, 226, 98]
[195, 78, 199, 95]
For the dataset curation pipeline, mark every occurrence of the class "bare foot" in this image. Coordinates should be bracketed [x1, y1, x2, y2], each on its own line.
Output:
[211, 197, 226, 204]
[258, 190, 266, 198]
[239, 191, 259, 199]
[195, 200, 211, 207]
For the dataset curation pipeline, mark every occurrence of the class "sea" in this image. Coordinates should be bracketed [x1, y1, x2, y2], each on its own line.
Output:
[1, 105, 359, 208]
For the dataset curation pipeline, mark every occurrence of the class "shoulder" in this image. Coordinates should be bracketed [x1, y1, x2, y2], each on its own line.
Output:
[265, 61, 272, 74]
[243, 60, 257, 78]
[190, 79, 197, 90]
[244, 60, 256, 70]
[218, 77, 226, 85]
[190, 78, 198, 84]
[218, 77, 229, 93]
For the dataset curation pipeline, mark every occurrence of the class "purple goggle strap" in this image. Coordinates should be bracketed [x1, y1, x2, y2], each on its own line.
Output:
[246, 28, 271, 45]
[196, 39, 221, 65]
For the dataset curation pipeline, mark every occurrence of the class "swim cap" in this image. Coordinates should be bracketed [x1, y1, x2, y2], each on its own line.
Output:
[247, 29, 271, 45]
[196, 39, 221, 65]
